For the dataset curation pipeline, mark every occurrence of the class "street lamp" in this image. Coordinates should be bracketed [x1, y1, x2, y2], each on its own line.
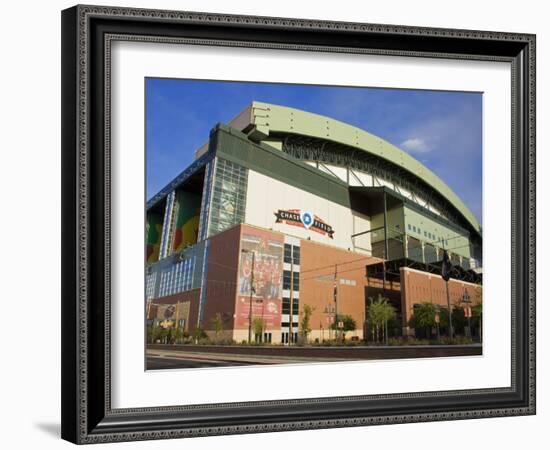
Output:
[441, 249, 454, 339]
[434, 305, 441, 341]
[324, 303, 335, 341]
[241, 248, 256, 343]
[462, 288, 472, 337]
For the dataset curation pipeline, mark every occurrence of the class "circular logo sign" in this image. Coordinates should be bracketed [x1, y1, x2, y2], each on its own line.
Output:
[301, 211, 313, 229]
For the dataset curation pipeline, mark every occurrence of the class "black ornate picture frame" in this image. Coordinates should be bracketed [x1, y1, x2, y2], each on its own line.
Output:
[61, 4, 536, 444]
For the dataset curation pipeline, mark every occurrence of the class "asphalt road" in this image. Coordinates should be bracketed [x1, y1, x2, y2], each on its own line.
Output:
[148, 343, 483, 361]
[147, 355, 250, 370]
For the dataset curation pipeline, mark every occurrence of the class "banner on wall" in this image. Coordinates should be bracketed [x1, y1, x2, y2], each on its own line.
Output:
[146, 211, 163, 264]
[172, 190, 201, 252]
[235, 229, 284, 330]
[274, 209, 334, 238]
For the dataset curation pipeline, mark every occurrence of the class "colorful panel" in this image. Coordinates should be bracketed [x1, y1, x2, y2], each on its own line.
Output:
[172, 190, 201, 253]
[146, 211, 163, 264]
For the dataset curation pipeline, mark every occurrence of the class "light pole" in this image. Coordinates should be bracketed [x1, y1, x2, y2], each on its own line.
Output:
[333, 264, 339, 343]
[462, 288, 472, 337]
[289, 255, 294, 345]
[441, 248, 454, 339]
[241, 248, 256, 343]
[324, 303, 335, 341]
[435, 305, 441, 342]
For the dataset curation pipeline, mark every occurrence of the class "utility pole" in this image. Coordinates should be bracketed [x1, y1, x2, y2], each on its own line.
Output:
[441, 244, 453, 339]
[435, 305, 441, 342]
[260, 296, 265, 343]
[175, 301, 180, 332]
[462, 288, 471, 337]
[241, 249, 256, 343]
[289, 256, 294, 345]
[249, 251, 255, 343]
[334, 264, 339, 343]
[383, 190, 388, 293]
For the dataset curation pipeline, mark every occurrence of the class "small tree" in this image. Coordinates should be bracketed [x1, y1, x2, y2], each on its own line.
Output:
[193, 326, 207, 344]
[330, 314, 356, 340]
[151, 325, 164, 343]
[452, 301, 467, 336]
[409, 302, 437, 338]
[299, 304, 314, 343]
[367, 295, 396, 343]
[174, 327, 187, 344]
[472, 287, 483, 340]
[211, 313, 223, 342]
[252, 317, 265, 343]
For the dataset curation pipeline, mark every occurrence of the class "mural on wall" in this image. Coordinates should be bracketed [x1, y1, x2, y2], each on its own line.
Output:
[235, 228, 284, 330]
[172, 190, 201, 253]
[146, 211, 163, 264]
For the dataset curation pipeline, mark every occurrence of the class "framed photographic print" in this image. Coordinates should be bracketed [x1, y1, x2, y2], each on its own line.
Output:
[61, 4, 536, 444]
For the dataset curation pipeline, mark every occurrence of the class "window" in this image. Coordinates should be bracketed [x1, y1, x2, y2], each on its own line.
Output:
[283, 270, 291, 290]
[407, 224, 411, 231]
[282, 297, 290, 314]
[284, 244, 300, 265]
[292, 245, 300, 265]
[283, 271, 299, 291]
[293, 271, 300, 291]
[284, 244, 292, 263]
[207, 159, 248, 237]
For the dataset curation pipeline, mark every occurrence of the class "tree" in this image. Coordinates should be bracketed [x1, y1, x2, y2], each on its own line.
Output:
[299, 304, 314, 342]
[330, 314, 356, 340]
[367, 294, 396, 343]
[252, 317, 265, 343]
[409, 302, 437, 338]
[211, 313, 223, 342]
[193, 326, 207, 344]
[451, 301, 467, 336]
[174, 327, 188, 344]
[151, 324, 164, 343]
[472, 287, 483, 340]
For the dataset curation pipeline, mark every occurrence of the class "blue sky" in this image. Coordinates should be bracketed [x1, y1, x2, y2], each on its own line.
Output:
[146, 78, 482, 222]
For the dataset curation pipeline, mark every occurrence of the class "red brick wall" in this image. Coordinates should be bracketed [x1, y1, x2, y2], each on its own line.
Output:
[202, 225, 242, 331]
[400, 267, 481, 326]
[299, 239, 382, 333]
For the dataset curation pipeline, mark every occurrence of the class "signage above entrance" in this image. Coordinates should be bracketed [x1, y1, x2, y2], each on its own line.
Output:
[274, 209, 335, 239]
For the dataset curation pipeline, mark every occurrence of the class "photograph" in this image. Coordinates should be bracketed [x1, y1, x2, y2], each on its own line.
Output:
[56, 2, 536, 444]
[144, 79, 484, 370]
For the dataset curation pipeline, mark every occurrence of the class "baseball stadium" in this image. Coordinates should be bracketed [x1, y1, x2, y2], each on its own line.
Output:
[145, 101, 482, 345]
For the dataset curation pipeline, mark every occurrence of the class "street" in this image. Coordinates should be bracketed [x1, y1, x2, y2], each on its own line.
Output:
[146, 344, 482, 370]
[147, 354, 250, 370]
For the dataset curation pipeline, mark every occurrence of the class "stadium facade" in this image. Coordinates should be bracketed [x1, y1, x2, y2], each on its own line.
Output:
[146, 101, 482, 343]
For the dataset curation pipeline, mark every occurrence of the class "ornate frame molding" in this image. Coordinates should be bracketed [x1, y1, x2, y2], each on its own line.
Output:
[61, 5, 536, 444]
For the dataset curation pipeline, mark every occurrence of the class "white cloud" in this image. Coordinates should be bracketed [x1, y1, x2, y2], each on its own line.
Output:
[400, 137, 431, 153]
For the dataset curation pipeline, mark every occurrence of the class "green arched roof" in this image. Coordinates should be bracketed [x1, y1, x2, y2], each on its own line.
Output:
[235, 101, 481, 236]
